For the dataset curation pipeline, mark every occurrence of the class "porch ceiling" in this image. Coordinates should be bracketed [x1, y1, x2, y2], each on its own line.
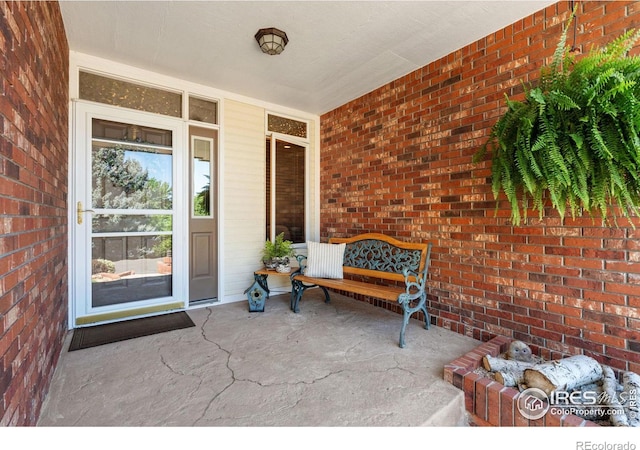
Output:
[59, 0, 556, 115]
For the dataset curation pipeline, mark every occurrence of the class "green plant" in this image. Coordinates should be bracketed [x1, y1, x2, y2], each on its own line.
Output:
[474, 14, 640, 227]
[92, 258, 115, 275]
[153, 235, 172, 258]
[262, 232, 295, 261]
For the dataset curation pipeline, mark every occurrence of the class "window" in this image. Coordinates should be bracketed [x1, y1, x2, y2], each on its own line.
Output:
[266, 137, 306, 245]
[267, 113, 307, 139]
[79, 71, 182, 117]
[265, 113, 309, 245]
[191, 135, 214, 217]
[189, 96, 218, 125]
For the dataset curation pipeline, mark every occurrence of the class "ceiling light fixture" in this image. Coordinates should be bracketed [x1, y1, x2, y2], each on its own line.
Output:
[255, 27, 289, 55]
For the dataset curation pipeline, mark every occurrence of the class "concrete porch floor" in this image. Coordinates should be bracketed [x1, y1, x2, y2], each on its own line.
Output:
[37, 289, 481, 427]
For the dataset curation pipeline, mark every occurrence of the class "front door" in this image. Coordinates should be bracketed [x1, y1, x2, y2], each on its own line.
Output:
[189, 126, 218, 303]
[72, 103, 186, 326]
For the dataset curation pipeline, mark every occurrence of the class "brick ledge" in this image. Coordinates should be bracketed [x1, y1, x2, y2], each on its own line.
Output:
[444, 336, 600, 427]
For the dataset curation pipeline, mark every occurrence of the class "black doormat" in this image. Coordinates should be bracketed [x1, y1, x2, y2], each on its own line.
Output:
[68, 312, 195, 351]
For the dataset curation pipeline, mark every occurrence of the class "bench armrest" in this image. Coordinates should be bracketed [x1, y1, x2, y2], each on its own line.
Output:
[291, 254, 308, 277]
[398, 267, 426, 305]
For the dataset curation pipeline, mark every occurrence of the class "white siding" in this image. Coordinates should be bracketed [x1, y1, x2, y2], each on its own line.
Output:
[223, 100, 268, 299]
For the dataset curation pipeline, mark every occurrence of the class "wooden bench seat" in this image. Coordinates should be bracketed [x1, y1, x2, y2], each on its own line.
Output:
[290, 233, 432, 348]
[291, 275, 406, 301]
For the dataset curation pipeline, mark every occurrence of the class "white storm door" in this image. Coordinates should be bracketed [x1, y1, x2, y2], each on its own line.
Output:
[73, 103, 186, 326]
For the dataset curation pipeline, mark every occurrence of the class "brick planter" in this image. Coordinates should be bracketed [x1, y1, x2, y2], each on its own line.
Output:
[444, 336, 600, 427]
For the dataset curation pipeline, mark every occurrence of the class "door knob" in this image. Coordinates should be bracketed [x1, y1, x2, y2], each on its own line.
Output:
[77, 201, 95, 225]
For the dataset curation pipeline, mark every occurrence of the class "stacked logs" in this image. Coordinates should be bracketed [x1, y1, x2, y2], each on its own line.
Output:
[482, 340, 639, 427]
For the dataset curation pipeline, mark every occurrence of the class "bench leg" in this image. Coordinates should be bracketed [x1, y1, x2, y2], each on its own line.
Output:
[290, 280, 331, 313]
[399, 311, 410, 348]
[421, 298, 431, 330]
[398, 292, 429, 348]
[291, 279, 305, 313]
[291, 280, 301, 312]
[320, 286, 331, 304]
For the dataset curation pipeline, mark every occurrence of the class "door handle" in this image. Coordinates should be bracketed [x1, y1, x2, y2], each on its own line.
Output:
[77, 201, 95, 225]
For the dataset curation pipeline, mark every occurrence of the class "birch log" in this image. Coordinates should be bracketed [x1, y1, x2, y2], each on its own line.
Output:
[495, 371, 523, 387]
[622, 371, 640, 427]
[602, 365, 628, 427]
[523, 355, 603, 396]
[482, 355, 537, 387]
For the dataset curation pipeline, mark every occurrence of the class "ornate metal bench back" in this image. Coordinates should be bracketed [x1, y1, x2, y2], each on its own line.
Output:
[328, 233, 430, 283]
[343, 239, 422, 275]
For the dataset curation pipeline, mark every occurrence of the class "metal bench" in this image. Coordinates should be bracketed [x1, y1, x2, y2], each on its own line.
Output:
[290, 233, 432, 348]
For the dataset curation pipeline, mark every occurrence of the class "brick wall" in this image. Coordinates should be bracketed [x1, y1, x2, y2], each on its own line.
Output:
[0, 1, 69, 425]
[320, 1, 640, 373]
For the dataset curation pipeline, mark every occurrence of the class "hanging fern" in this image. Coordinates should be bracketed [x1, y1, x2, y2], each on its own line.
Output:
[474, 14, 640, 226]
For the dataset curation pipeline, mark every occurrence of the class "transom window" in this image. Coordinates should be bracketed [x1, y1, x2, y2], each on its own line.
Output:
[79, 71, 218, 125]
[267, 113, 307, 139]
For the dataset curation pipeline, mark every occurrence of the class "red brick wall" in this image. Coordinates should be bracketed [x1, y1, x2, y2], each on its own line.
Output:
[320, 1, 640, 373]
[0, 1, 69, 425]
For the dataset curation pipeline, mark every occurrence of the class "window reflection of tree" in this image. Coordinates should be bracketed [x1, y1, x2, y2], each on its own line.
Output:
[91, 144, 173, 258]
[194, 175, 210, 216]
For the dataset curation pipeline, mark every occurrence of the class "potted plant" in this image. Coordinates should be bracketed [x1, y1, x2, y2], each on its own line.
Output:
[474, 14, 640, 227]
[262, 232, 295, 272]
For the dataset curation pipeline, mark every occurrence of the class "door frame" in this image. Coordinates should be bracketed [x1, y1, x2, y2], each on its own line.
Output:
[69, 101, 189, 327]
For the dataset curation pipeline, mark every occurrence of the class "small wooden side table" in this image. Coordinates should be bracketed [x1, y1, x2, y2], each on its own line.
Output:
[244, 268, 291, 312]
